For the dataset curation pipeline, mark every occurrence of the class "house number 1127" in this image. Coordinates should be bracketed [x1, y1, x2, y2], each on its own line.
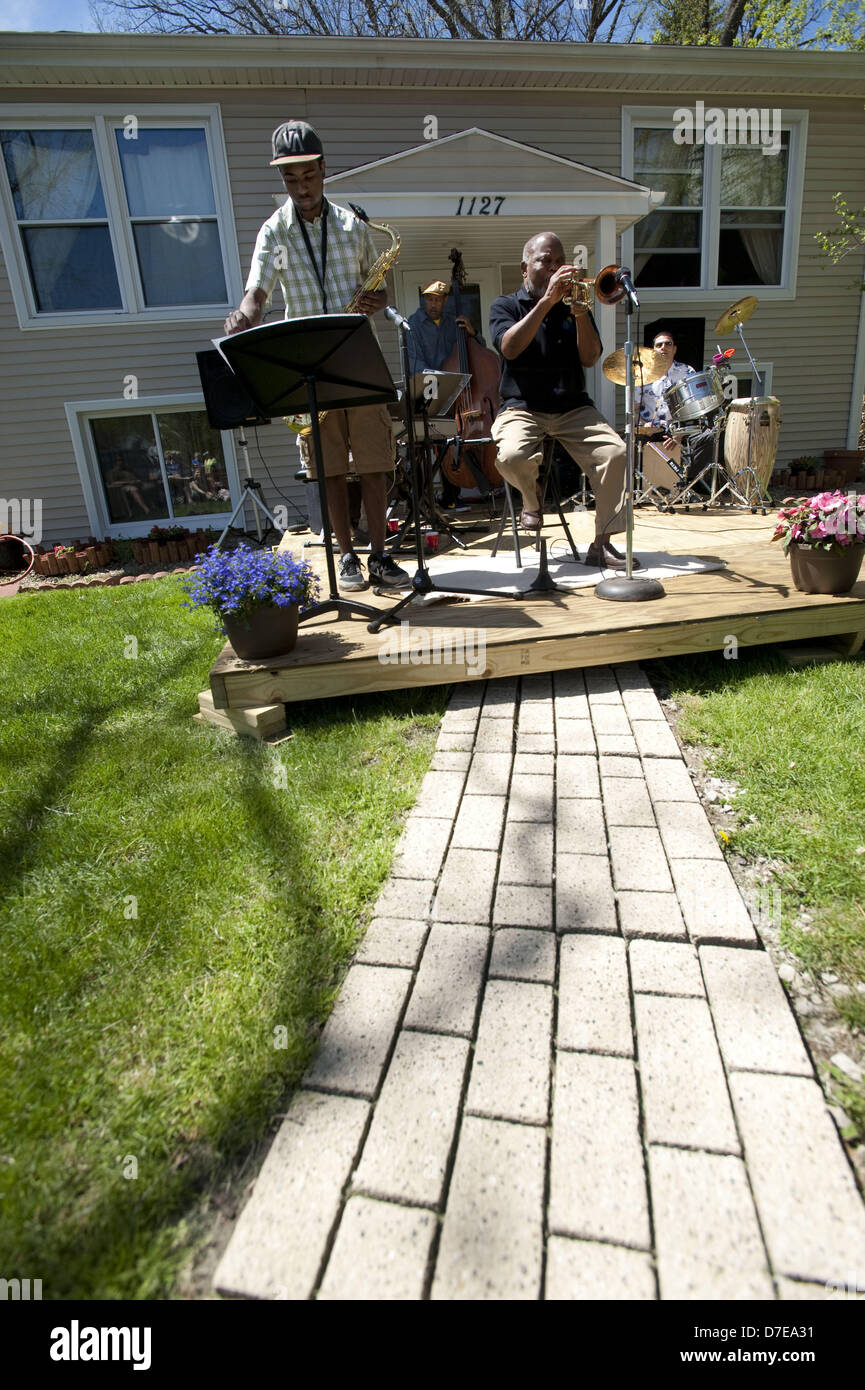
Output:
[455, 196, 506, 215]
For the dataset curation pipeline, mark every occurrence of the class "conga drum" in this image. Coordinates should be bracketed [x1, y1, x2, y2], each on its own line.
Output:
[723, 397, 781, 502]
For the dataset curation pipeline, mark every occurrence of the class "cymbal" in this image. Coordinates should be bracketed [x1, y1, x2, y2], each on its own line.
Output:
[602, 347, 667, 386]
[714, 295, 758, 335]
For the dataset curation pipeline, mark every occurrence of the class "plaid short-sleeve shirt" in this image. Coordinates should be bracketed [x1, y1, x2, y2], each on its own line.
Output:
[244, 197, 377, 319]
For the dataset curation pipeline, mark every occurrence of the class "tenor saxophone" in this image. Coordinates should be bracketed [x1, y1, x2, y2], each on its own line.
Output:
[283, 219, 401, 439]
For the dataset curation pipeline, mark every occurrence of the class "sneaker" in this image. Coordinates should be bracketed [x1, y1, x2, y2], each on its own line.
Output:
[368, 550, 412, 589]
[338, 551, 368, 591]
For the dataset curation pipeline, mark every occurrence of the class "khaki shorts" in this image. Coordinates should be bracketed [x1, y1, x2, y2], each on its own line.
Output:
[298, 403, 395, 479]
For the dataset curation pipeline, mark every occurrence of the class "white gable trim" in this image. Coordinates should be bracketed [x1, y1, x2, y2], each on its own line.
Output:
[325, 127, 652, 195]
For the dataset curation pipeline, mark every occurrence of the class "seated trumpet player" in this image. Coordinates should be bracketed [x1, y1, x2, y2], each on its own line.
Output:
[488, 233, 636, 570]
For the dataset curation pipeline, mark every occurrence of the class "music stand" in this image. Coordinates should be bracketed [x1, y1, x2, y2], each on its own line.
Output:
[390, 371, 472, 553]
[215, 314, 394, 625]
[368, 317, 524, 633]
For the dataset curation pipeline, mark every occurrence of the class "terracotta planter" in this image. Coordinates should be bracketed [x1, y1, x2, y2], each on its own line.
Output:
[97, 543, 114, 567]
[789, 543, 865, 595]
[223, 603, 299, 661]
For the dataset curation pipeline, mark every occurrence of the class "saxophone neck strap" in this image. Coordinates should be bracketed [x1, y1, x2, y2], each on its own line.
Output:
[296, 198, 329, 312]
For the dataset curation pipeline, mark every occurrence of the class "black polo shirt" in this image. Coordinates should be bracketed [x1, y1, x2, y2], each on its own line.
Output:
[489, 288, 599, 414]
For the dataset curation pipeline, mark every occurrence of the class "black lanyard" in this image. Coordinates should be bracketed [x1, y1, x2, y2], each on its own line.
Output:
[295, 199, 329, 312]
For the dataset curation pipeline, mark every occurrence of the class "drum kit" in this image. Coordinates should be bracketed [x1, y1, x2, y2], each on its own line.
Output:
[615, 295, 782, 514]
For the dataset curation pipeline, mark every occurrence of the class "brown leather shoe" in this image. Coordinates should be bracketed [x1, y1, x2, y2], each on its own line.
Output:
[519, 508, 541, 529]
[584, 542, 643, 571]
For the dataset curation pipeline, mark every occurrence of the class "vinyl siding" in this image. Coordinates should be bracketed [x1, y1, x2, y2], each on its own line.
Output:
[0, 81, 863, 543]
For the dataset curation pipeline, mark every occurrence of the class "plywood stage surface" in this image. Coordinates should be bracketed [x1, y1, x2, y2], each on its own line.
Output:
[209, 508, 865, 710]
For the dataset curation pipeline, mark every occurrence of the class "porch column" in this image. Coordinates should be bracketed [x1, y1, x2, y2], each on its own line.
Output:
[595, 215, 617, 424]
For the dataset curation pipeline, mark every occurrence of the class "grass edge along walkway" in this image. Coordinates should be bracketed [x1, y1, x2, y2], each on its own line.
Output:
[0, 579, 446, 1299]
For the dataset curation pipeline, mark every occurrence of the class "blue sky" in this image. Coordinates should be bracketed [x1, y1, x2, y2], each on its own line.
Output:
[0, 0, 98, 30]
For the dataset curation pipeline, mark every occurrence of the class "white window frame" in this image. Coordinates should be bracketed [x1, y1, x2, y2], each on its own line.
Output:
[65, 394, 241, 540]
[621, 106, 808, 303]
[0, 104, 244, 331]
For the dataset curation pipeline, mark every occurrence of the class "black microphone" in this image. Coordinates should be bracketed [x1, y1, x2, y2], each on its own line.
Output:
[615, 267, 639, 307]
[384, 305, 411, 331]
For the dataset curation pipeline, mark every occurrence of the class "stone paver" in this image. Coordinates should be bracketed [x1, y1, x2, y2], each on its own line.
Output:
[431, 1116, 545, 1301]
[731, 1072, 865, 1283]
[545, 1238, 656, 1300]
[558, 934, 633, 1056]
[671, 859, 758, 945]
[507, 773, 554, 821]
[373, 875, 435, 921]
[466, 979, 553, 1125]
[556, 754, 600, 798]
[608, 825, 674, 893]
[635, 993, 740, 1153]
[391, 816, 452, 879]
[601, 777, 655, 827]
[700, 945, 812, 1076]
[556, 720, 597, 754]
[655, 800, 724, 860]
[516, 732, 556, 756]
[213, 1090, 368, 1299]
[303, 964, 412, 1099]
[216, 666, 865, 1304]
[412, 769, 466, 818]
[489, 928, 556, 984]
[631, 719, 681, 758]
[464, 752, 512, 796]
[629, 939, 704, 996]
[318, 1196, 435, 1301]
[649, 1146, 774, 1300]
[353, 1029, 469, 1207]
[405, 923, 489, 1037]
[642, 757, 700, 803]
[434, 847, 498, 923]
[356, 917, 428, 969]
[549, 1051, 651, 1249]
[493, 882, 554, 930]
[617, 891, 688, 940]
[556, 852, 617, 933]
[556, 797, 607, 854]
[499, 820, 554, 885]
[451, 794, 506, 850]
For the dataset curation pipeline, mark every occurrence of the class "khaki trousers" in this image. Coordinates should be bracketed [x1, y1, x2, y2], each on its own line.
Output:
[490, 405, 627, 537]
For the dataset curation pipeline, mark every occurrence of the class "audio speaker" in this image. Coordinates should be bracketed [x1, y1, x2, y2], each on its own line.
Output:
[195, 349, 270, 430]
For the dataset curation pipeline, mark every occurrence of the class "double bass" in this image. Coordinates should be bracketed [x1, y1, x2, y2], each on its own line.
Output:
[439, 248, 503, 490]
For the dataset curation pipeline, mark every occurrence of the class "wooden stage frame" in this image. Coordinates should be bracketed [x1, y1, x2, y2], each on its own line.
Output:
[209, 510, 865, 711]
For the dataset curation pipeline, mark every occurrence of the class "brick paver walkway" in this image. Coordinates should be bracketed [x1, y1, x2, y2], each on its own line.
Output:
[214, 664, 865, 1300]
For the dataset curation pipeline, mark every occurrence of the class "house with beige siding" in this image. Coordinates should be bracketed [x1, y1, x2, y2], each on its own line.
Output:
[1, 33, 863, 547]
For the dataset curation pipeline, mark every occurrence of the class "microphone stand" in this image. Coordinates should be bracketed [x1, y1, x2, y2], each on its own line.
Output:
[596, 280, 665, 602]
[367, 311, 523, 634]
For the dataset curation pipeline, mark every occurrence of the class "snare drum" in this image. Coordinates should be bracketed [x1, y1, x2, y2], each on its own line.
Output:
[664, 368, 725, 425]
[723, 397, 782, 494]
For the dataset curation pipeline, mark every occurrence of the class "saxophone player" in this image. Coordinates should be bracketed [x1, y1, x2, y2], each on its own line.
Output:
[224, 120, 410, 591]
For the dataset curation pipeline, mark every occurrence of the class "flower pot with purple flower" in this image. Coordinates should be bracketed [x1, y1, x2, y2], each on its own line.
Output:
[181, 543, 319, 660]
[772, 491, 865, 594]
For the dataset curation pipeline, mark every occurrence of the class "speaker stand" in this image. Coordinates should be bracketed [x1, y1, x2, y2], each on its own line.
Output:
[215, 428, 282, 549]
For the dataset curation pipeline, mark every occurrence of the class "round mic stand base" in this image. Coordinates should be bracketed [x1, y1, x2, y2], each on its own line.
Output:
[595, 573, 665, 601]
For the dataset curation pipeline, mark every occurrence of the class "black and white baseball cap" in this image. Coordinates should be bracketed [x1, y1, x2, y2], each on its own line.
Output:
[269, 120, 324, 166]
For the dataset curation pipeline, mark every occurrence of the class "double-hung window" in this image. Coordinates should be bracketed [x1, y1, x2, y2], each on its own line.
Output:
[0, 106, 239, 328]
[622, 108, 807, 300]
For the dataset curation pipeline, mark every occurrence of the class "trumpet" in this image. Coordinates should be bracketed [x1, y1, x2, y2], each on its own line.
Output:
[562, 264, 627, 310]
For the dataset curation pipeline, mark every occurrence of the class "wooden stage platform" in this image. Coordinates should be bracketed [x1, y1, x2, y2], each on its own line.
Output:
[209, 508, 865, 711]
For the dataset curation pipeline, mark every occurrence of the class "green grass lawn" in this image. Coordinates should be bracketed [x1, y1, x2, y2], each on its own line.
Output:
[0, 580, 446, 1299]
[656, 645, 865, 1130]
